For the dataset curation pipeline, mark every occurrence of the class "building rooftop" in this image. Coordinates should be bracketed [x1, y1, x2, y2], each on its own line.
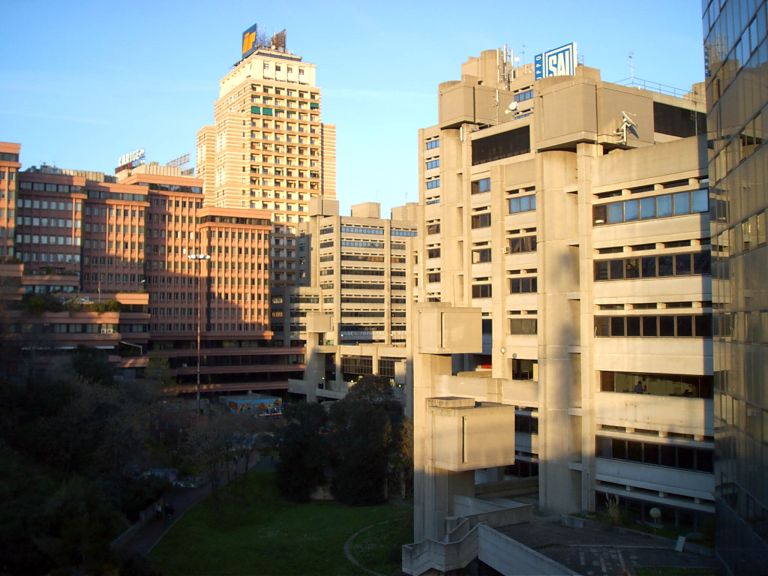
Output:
[497, 514, 723, 575]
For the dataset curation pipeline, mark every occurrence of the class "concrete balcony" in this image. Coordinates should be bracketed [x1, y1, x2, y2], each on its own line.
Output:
[428, 397, 516, 472]
[593, 337, 712, 375]
[595, 458, 714, 508]
[595, 392, 713, 436]
[432, 373, 539, 408]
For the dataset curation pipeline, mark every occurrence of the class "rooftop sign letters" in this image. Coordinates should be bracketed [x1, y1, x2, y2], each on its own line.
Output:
[117, 148, 145, 169]
[242, 23, 258, 58]
[534, 42, 578, 80]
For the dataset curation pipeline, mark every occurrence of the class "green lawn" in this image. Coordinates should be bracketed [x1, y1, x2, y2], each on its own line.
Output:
[150, 470, 411, 576]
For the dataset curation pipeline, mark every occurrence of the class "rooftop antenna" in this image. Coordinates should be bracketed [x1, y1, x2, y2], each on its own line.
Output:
[499, 44, 512, 90]
[628, 51, 635, 83]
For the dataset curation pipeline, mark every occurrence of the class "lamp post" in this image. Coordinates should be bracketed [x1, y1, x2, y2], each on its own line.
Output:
[187, 253, 210, 415]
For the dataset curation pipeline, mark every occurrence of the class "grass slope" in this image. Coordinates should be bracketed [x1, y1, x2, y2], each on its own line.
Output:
[151, 469, 410, 576]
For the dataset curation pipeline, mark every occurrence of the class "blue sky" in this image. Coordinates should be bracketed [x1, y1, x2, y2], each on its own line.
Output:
[0, 0, 704, 215]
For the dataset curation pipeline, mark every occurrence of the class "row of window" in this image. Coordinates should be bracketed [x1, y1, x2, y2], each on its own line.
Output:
[514, 89, 534, 103]
[594, 251, 711, 281]
[17, 252, 80, 263]
[594, 314, 712, 337]
[599, 371, 713, 398]
[338, 240, 385, 249]
[596, 437, 713, 472]
[341, 225, 384, 235]
[86, 190, 146, 203]
[17, 216, 77, 228]
[16, 234, 80, 246]
[18, 181, 78, 193]
[593, 189, 708, 225]
[18, 198, 77, 211]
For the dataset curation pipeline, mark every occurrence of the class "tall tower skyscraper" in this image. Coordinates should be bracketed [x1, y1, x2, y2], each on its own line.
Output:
[197, 25, 337, 303]
[704, 0, 768, 573]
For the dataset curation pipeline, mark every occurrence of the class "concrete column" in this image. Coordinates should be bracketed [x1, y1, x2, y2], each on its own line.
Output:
[577, 141, 600, 512]
[537, 150, 581, 515]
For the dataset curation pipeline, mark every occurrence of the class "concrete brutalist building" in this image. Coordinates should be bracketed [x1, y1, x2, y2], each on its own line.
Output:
[406, 47, 713, 573]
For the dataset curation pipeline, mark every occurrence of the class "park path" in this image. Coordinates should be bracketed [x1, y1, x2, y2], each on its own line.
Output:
[343, 517, 402, 576]
[116, 457, 274, 559]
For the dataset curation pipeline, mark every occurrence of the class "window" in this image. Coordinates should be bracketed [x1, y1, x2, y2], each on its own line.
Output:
[426, 178, 440, 190]
[472, 126, 530, 165]
[674, 192, 690, 215]
[472, 248, 492, 263]
[426, 138, 440, 150]
[509, 194, 536, 214]
[653, 102, 706, 137]
[657, 195, 672, 216]
[426, 223, 441, 235]
[624, 199, 639, 221]
[509, 235, 536, 253]
[471, 284, 492, 298]
[510, 277, 537, 293]
[471, 178, 491, 194]
[471, 213, 491, 229]
[426, 159, 440, 170]
[510, 318, 537, 334]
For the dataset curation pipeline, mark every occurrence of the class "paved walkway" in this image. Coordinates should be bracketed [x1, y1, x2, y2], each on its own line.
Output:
[116, 457, 275, 559]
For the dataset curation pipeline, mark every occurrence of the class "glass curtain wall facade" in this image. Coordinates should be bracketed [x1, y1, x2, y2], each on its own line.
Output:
[703, 0, 768, 572]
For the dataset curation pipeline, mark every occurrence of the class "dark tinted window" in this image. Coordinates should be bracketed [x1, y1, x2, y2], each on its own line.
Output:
[654, 102, 706, 137]
[472, 126, 530, 165]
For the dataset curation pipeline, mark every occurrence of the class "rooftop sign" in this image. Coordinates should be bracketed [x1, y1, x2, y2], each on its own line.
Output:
[242, 23, 258, 58]
[117, 148, 145, 169]
[534, 42, 578, 80]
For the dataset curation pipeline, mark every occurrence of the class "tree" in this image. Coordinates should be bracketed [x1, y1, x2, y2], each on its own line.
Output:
[70, 346, 114, 387]
[329, 399, 392, 505]
[144, 355, 175, 388]
[392, 416, 413, 499]
[275, 402, 329, 502]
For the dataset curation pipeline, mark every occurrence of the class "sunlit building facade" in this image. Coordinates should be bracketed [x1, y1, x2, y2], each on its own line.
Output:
[408, 50, 713, 568]
[0, 142, 20, 260]
[196, 26, 337, 351]
[0, 143, 302, 392]
[704, 0, 768, 572]
[287, 198, 417, 403]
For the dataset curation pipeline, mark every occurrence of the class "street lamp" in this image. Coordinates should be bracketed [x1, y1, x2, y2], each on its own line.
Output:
[187, 253, 210, 415]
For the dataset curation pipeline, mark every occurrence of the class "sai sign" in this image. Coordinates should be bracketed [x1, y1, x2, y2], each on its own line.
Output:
[534, 42, 578, 80]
